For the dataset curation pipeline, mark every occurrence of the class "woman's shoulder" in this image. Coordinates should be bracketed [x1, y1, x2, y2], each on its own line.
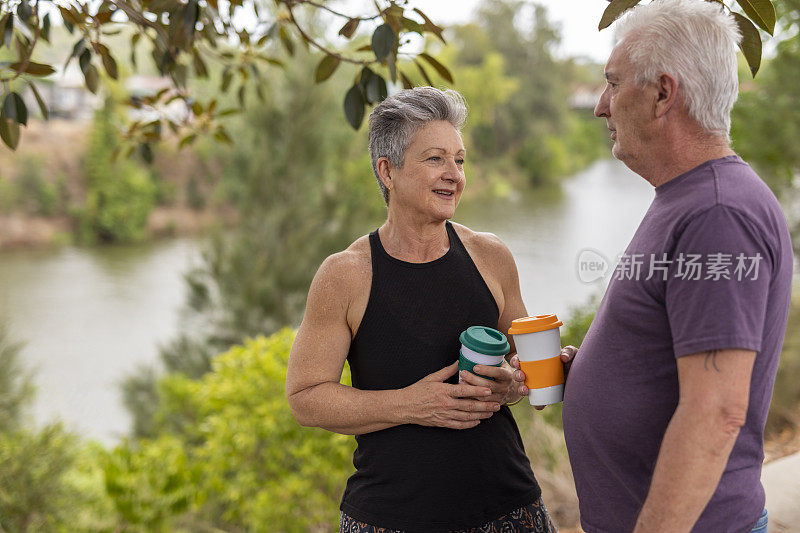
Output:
[450, 221, 510, 255]
[315, 235, 372, 286]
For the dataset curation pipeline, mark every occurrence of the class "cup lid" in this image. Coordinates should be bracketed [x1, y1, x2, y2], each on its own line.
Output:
[508, 314, 563, 335]
[459, 326, 510, 356]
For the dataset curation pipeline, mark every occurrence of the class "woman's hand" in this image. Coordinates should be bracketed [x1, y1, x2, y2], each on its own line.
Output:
[399, 361, 501, 430]
[512, 345, 580, 410]
[459, 355, 526, 406]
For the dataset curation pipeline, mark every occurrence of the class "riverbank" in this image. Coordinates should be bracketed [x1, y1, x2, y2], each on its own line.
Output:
[0, 117, 238, 251]
[0, 205, 239, 250]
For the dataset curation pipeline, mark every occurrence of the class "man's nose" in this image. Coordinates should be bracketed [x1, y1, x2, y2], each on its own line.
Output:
[594, 88, 610, 118]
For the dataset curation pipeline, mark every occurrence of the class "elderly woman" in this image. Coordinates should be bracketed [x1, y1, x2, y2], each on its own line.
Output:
[286, 87, 555, 532]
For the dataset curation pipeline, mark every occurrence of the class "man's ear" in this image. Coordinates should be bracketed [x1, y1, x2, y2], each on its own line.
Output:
[376, 157, 393, 191]
[654, 73, 679, 119]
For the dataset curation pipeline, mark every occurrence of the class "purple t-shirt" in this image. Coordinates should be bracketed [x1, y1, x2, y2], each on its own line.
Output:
[562, 155, 793, 533]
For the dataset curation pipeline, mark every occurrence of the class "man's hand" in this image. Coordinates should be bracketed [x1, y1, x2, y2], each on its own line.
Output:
[459, 355, 526, 405]
[511, 345, 579, 410]
[399, 361, 500, 430]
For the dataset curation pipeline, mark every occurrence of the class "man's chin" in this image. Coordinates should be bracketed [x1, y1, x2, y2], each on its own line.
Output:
[611, 143, 621, 161]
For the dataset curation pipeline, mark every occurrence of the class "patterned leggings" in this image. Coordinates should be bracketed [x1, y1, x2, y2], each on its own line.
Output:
[339, 498, 558, 533]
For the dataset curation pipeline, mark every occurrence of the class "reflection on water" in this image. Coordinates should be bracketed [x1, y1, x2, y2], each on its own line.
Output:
[0, 238, 204, 444]
[0, 158, 653, 443]
[457, 158, 652, 317]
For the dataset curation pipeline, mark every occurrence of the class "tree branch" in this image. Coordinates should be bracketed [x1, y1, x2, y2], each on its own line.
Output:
[295, 0, 383, 22]
[286, 5, 375, 66]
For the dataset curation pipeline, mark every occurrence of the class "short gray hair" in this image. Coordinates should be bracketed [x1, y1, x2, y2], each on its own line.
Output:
[368, 87, 468, 204]
[614, 0, 741, 139]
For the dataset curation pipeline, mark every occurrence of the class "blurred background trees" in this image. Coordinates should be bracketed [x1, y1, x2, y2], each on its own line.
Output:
[1, 0, 800, 530]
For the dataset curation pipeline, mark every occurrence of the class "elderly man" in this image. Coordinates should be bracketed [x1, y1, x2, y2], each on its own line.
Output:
[538, 0, 792, 532]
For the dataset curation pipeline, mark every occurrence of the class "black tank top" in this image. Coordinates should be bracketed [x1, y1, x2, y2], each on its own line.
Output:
[340, 221, 541, 532]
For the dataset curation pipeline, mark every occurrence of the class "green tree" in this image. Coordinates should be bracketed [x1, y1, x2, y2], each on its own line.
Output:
[732, 0, 800, 194]
[0, 324, 33, 433]
[107, 329, 355, 531]
[447, 0, 608, 187]
[78, 97, 157, 243]
[122, 48, 384, 437]
[0, 0, 449, 152]
[0, 0, 775, 153]
[0, 326, 114, 532]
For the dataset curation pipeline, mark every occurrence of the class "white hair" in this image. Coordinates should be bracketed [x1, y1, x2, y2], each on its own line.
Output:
[614, 0, 741, 139]
[368, 87, 467, 205]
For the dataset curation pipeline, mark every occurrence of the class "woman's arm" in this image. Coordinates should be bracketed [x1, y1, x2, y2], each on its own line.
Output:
[459, 233, 528, 405]
[286, 251, 499, 435]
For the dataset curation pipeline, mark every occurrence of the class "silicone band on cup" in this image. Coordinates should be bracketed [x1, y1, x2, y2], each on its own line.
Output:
[519, 356, 565, 389]
[460, 346, 506, 366]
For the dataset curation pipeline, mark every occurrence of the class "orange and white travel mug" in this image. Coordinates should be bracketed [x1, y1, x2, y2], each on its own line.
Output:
[508, 314, 565, 406]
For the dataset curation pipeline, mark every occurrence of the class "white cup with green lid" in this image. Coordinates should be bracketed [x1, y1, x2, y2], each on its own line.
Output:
[458, 326, 510, 382]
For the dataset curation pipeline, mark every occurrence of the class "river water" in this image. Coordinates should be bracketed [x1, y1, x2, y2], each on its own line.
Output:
[0, 158, 653, 444]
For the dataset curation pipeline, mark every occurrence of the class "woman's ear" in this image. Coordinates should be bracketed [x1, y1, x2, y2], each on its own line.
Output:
[654, 72, 679, 119]
[377, 157, 393, 191]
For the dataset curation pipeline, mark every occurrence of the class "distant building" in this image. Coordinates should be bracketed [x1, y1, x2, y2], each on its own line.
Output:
[568, 84, 605, 111]
[20, 64, 188, 123]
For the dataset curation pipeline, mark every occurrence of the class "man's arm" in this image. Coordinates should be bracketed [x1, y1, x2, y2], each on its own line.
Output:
[286, 252, 497, 435]
[633, 348, 755, 533]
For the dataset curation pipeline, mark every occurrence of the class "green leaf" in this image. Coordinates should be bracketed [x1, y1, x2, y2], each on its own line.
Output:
[17, 0, 32, 21]
[338, 18, 359, 39]
[735, 0, 775, 35]
[214, 127, 232, 144]
[343, 85, 365, 130]
[357, 67, 373, 95]
[139, 142, 153, 164]
[221, 68, 233, 92]
[79, 48, 91, 74]
[386, 50, 397, 84]
[732, 12, 762, 77]
[192, 50, 208, 78]
[599, 0, 642, 30]
[399, 70, 413, 90]
[3, 14, 13, 49]
[84, 64, 99, 93]
[42, 13, 50, 42]
[413, 8, 446, 44]
[3, 91, 28, 126]
[0, 110, 21, 150]
[183, 0, 199, 39]
[400, 16, 424, 35]
[371, 24, 396, 61]
[314, 54, 340, 83]
[179, 133, 197, 147]
[28, 81, 48, 120]
[413, 59, 434, 87]
[100, 49, 119, 79]
[418, 53, 453, 84]
[279, 26, 294, 56]
[237, 85, 246, 108]
[365, 74, 387, 104]
[9, 61, 55, 76]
